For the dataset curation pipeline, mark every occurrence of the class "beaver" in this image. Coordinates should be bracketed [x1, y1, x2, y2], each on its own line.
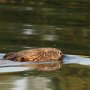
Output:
[3, 48, 63, 71]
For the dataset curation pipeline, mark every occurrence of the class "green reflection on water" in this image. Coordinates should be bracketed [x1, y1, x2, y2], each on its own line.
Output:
[0, 64, 90, 90]
[0, 22, 90, 55]
[0, 1, 90, 55]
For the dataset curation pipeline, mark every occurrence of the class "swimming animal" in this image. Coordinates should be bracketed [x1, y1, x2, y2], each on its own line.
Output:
[3, 48, 63, 71]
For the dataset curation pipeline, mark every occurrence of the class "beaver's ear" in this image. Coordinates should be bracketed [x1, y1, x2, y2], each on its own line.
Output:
[20, 57, 26, 62]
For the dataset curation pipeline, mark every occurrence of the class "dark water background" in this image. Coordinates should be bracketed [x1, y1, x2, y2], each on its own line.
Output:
[0, 0, 90, 90]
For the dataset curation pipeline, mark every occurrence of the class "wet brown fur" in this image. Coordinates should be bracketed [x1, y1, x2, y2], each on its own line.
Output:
[4, 48, 63, 71]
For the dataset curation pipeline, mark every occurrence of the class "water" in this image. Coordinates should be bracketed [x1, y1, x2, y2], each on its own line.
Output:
[0, 0, 90, 90]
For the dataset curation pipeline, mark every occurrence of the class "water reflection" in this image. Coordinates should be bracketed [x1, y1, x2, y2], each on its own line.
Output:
[0, 73, 90, 90]
[0, 76, 52, 90]
[42, 35, 58, 41]
[0, 22, 90, 55]
[23, 29, 34, 35]
[3, 0, 90, 66]
[28, 76, 52, 90]
[13, 77, 27, 90]
[0, 76, 20, 90]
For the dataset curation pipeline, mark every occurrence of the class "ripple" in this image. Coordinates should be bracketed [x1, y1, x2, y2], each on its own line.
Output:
[0, 53, 90, 73]
[0, 53, 90, 66]
[64, 54, 90, 65]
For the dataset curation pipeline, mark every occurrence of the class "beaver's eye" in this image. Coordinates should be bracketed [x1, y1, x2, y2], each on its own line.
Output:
[60, 52, 62, 55]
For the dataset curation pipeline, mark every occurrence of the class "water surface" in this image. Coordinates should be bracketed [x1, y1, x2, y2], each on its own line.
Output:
[0, 0, 90, 90]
